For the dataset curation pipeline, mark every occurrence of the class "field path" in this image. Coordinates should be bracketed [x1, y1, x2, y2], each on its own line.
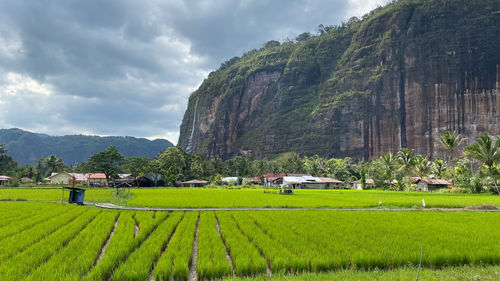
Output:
[94, 203, 500, 212]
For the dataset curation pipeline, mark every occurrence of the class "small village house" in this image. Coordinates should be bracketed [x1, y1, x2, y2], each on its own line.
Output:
[49, 172, 73, 185]
[49, 172, 87, 185]
[263, 173, 286, 186]
[180, 180, 209, 188]
[87, 173, 108, 187]
[350, 179, 375, 190]
[242, 177, 261, 185]
[0, 175, 11, 185]
[221, 177, 239, 185]
[415, 178, 451, 191]
[112, 174, 136, 187]
[282, 175, 343, 189]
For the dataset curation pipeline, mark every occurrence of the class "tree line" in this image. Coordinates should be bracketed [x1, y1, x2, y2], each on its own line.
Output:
[0, 131, 499, 193]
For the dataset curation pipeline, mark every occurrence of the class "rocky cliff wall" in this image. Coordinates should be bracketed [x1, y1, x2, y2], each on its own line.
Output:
[178, 0, 500, 160]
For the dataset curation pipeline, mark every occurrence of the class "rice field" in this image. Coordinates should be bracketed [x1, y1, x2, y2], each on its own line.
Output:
[2, 187, 500, 209]
[1, 202, 499, 281]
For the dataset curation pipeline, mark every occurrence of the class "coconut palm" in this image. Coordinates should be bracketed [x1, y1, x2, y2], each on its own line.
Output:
[439, 131, 467, 164]
[379, 152, 397, 182]
[464, 133, 500, 194]
[45, 155, 64, 174]
[431, 158, 448, 178]
[397, 148, 415, 175]
[414, 155, 432, 178]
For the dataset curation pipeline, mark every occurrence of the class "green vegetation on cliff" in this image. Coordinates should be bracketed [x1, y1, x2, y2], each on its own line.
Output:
[179, 0, 500, 160]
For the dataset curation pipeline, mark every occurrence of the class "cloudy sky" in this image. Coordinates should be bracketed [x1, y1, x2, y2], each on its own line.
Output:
[0, 0, 388, 144]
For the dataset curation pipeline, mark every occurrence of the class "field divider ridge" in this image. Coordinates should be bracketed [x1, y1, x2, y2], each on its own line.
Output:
[188, 213, 200, 281]
[215, 214, 237, 277]
[94, 213, 120, 267]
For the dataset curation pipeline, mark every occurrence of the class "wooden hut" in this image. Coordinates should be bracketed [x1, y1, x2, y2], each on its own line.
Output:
[180, 180, 209, 188]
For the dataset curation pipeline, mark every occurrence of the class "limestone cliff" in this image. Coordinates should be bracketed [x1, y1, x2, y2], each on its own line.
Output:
[178, 0, 500, 160]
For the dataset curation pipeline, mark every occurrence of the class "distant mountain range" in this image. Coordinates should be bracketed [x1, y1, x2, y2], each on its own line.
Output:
[0, 128, 173, 165]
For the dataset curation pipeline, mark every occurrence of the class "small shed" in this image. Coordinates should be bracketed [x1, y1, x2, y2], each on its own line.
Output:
[350, 179, 375, 190]
[0, 175, 11, 185]
[180, 180, 209, 188]
[415, 179, 451, 192]
[64, 187, 86, 204]
[87, 173, 107, 187]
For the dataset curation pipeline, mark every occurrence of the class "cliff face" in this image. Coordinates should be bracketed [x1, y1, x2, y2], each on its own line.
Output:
[178, 0, 500, 160]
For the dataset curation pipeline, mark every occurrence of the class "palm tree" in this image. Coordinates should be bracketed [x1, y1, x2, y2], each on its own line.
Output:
[397, 148, 416, 187]
[431, 158, 448, 178]
[45, 155, 64, 174]
[464, 133, 500, 194]
[397, 148, 415, 174]
[379, 152, 396, 184]
[439, 131, 467, 165]
[414, 155, 432, 178]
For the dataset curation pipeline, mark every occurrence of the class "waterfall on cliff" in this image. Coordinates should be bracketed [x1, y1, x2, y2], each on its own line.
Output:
[186, 97, 198, 153]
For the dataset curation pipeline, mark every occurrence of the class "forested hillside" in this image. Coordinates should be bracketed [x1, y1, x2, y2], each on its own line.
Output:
[0, 128, 173, 165]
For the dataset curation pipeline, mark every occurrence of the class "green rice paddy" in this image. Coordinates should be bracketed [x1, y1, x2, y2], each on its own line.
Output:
[2, 187, 500, 209]
[0, 201, 499, 280]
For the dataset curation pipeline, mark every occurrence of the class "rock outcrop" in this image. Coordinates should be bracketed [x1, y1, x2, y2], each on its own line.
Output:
[178, 0, 500, 160]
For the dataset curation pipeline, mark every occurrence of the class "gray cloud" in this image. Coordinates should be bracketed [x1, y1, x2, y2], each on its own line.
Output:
[0, 0, 388, 144]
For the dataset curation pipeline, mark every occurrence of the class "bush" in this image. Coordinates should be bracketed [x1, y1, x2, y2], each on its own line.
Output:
[450, 187, 469, 194]
[6, 178, 19, 187]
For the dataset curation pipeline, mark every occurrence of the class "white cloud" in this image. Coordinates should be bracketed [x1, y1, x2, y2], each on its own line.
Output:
[0, 0, 388, 143]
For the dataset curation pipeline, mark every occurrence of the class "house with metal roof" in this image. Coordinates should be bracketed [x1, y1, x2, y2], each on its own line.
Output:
[350, 179, 375, 190]
[415, 178, 451, 191]
[86, 173, 107, 187]
[0, 175, 11, 185]
[49, 172, 87, 185]
[180, 180, 210, 188]
[283, 175, 343, 189]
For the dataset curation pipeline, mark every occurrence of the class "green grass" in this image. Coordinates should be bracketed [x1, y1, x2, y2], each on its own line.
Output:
[126, 188, 500, 209]
[1, 202, 500, 280]
[0, 187, 114, 202]
[224, 265, 500, 281]
[2, 187, 500, 209]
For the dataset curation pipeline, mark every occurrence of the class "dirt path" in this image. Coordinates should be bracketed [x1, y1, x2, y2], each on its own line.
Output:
[188, 215, 200, 281]
[95, 214, 120, 266]
[94, 203, 500, 212]
[215, 215, 236, 277]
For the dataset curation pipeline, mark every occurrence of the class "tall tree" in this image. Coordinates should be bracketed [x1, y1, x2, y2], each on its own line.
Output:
[0, 144, 17, 174]
[439, 131, 467, 170]
[88, 146, 124, 189]
[464, 133, 500, 194]
[44, 155, 64, 175]
[431, 158, 448, 179]
[397, 148, 416, 186]
[414, 155, 432, 177]
[157, 147, 189, 186]
[378, 152, 397, 182]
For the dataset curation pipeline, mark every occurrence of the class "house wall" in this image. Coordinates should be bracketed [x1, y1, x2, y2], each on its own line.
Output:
[51, 173, 71, 185]
[352, 183, 363, 190]
[88, 178, 107, 186]
[301, 183, 328, 189]
[416, 182, 428, 192]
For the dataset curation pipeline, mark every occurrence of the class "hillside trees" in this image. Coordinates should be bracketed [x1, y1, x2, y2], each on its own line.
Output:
[464, 133, 500, 194]
[0, 144, 16, 174]
[87, 145, 124, 188]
